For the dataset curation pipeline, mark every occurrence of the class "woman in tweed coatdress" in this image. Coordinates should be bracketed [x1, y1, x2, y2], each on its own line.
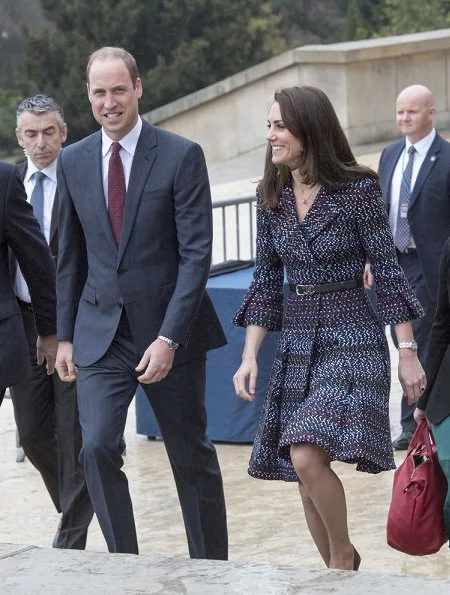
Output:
[233, 87, 426, 571]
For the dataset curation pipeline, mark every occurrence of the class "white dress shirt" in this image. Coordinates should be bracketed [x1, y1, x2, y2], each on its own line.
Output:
[14, 158, 58, 303]
[101, 117, 142, 203]
[389, 128, 436, 247]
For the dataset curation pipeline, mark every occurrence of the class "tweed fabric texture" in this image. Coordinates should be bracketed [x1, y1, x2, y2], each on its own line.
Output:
[234, 177, 424, 481]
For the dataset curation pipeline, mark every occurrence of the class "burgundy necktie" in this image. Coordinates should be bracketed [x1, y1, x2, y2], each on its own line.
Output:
[108, 141, 126, 245]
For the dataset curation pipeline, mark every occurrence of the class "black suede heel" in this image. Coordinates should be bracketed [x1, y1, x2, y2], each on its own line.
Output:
[352, 546, 361, 571]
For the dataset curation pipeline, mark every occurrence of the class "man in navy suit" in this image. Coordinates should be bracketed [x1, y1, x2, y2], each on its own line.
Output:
[0, 162, 57, 406]
[370, 85, 450, 449]
[55, 46, 228, 557]
[9, 95, 93, 548]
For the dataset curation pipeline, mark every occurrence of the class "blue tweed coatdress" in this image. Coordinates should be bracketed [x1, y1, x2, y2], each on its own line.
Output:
[234, 177, 424, 481]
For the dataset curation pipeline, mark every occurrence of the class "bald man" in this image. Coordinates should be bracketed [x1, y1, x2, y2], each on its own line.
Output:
[375, 85, 450, 449]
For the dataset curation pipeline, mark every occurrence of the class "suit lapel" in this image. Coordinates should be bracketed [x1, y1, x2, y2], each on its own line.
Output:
[85, 132, 118, 254]
[9, 161, 29, 279]
[49, 189, 59, 246]
[18, 161, 27, 181]
[409, 134, 441, 209]
[382, 143, 404, 212]
[297, 187, 339, 245]
[117, 120, 158, 264]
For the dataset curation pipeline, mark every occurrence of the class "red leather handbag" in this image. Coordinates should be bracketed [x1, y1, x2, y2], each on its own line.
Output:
[387, 419, 448, 555]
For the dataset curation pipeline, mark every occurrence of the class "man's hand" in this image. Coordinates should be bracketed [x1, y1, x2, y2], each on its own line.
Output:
[135, 338, 175, 384]
[36, 333, 58, 375]
[56, 341, 77, 383]
[414, 407, 427, 425]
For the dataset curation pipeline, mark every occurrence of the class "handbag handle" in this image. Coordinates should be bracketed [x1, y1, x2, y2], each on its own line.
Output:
[408, 419, 434, 458]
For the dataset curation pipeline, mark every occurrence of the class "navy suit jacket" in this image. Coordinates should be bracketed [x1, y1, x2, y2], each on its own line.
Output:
[417, 238, 450, 424]
[56, 118, 226, 367]
[0, 162, 56, 390]
[378, 132, 450, 304]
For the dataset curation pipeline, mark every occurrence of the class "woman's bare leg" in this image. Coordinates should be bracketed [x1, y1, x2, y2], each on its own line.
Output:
[291, 443, 354, 570]
[298, 482, 330, 566]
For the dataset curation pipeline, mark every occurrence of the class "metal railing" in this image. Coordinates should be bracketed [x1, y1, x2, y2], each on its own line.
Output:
[211, 193, 256, 265]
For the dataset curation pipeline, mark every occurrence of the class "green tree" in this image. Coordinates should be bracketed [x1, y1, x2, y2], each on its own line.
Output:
[345, 0, 384, 40]
[377, 0, 450, 36]
[20, 0, 285, 141]
[0, 89, 24, 156]
[141, 2, 284, 109]
[20, 0, 146, 142]
[270, 0, 348, 45]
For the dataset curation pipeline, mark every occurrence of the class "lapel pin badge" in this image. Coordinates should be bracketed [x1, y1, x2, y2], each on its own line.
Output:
[430, 156, 436, 161]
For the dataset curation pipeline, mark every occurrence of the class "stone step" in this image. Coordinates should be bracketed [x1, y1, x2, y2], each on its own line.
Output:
[1, 543, 449, 594]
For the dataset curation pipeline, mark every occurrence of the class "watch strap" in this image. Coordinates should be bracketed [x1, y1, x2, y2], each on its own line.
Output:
[158, 335, 179, 350]
[398, 340, 418, 350]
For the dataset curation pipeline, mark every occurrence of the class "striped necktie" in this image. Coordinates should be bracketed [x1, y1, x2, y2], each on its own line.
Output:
[394, 145, 416, 252]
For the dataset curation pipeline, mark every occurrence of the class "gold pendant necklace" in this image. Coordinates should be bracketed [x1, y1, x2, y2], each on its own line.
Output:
[299, 185, 318, 204]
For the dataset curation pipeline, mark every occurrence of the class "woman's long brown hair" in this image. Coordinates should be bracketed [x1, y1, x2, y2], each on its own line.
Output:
[259, 86, 378, 210]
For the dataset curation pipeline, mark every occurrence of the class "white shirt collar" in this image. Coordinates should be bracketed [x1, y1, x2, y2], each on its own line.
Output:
[405, 128, 436, 156]
[25, 157, 58, 184]
[101, 117, 142, 158]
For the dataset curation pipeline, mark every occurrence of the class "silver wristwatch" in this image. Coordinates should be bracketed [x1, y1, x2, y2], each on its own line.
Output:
[158, 335, 179, 350]
[398, 340, 418, 351]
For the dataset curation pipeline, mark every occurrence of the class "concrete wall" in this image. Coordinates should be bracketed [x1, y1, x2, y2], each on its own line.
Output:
[143, 29, 450, 164]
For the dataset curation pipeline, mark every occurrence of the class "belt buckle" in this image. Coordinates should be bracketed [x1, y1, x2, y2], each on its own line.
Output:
[296, 284, 315, 296]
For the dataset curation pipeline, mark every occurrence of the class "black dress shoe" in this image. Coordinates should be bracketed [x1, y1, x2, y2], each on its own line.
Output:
[392, 431, 414, 451]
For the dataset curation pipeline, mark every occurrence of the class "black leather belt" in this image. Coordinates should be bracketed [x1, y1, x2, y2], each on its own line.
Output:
[17, 297, 33, 312]
[396, 247, 416, 255]
[289, 278, 363, 296]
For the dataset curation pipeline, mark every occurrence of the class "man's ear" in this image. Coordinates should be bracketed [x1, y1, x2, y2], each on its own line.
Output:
[60, 123, 68, 144]
[15, 128, 24, 148]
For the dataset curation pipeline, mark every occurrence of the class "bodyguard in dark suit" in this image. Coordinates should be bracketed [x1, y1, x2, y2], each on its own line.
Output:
[415, 237, 450, 538]
[55, 47, 228, 557]
[10, 95, 93, 549]
[376, 84, 450, 449]
[0, 161, 57, 405]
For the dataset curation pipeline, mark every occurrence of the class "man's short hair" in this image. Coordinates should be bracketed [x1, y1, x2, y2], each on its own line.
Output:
[16, 94, 65, 129]
[86, 47, 139, 88]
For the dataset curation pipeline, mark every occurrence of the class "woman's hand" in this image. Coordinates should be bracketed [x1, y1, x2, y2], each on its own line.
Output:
[233, 357, 258, 401]
[414, 407, 427, 424]
[363, 262, 374, 290]
[398, 351, 426, 405]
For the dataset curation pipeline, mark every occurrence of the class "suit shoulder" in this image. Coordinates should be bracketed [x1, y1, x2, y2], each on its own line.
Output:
[0, 160, 16, 179]
[60, 131, 99, 160]
[0, 161, 20, 202]
[143, 120, 198, 151]
[382, 138, 404, 155]
[436, 133, 450, 152]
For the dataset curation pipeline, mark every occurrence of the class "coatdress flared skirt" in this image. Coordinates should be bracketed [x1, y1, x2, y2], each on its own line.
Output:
[248, 287, 393, 481]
